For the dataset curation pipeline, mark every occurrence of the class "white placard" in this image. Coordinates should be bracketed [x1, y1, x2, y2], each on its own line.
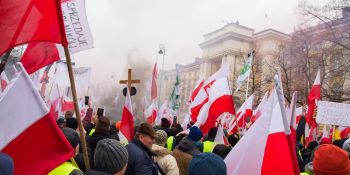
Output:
[316, 100, 350, 126]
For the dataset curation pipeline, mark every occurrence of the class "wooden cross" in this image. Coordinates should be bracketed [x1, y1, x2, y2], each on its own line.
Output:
[119, 68, 141, 92]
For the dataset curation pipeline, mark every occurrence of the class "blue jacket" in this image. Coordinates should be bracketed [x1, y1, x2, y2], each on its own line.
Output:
[125, 139, 159, 175]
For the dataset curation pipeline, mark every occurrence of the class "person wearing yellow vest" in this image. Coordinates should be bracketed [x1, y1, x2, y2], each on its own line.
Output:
[49, 128, 84, 175]
[167, 136, 175, 151]
[202, 127, 218, 152]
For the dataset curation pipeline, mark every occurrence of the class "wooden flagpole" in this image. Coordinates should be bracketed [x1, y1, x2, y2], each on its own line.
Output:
[63, 46, 90, 170]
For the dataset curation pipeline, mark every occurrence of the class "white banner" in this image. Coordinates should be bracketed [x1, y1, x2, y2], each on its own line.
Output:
[61, 0, 94, 54]
[55, 63, 91, 87]
[316, 101, 350, 126]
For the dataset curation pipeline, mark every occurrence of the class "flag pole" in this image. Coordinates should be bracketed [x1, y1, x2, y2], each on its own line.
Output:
[63, 46, 90, 170]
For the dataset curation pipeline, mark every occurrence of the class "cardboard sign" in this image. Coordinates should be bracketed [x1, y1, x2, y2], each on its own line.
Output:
[316, 101, 350, 126]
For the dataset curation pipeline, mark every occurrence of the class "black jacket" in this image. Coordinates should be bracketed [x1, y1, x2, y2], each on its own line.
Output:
[125, 139, 159, 175]
[85, 169, 111, 175]
[86, 131, 112, 156]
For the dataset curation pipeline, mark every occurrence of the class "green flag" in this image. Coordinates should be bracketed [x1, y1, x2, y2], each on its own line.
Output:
[170, 69, 180, 110]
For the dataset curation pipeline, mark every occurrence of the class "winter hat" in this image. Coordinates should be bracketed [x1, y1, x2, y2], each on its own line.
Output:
[66, 117, 78, 130]
[138, 123, 156, 138]
[61, 127, 80, 148]
[320, 137, 332, 145]
[188, 126, 203, 142]
[342, 138, 350, 154]
[208, 127, 218, 139]
[96, 116, 110, 134]
[0, 153, 14, 175]
[155, 130, 168, 146]
[115, 121, 121, 130]
[313, 144, 350, 175]
[94, 139, 128, 174]
[56, 118, 66, 125]
[188, 153, 227, 175]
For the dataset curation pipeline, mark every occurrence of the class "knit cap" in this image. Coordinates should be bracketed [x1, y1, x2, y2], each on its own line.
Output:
[188, 153, 226, 175]
[94, 139, 128, 174]
[0, 153, 13, 175]
[61, 127, 80, 148]
[188, 126, 203, 142]
[155, 130, 168, 146]
[313, 144, 350, 175]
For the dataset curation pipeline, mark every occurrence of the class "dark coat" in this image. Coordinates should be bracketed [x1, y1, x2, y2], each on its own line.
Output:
[125, 139, 159, 175]
[86, 131, 112, 156]
[175, 137, 201, 156]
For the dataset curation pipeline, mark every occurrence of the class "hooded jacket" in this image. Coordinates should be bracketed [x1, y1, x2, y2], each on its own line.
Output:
[152, 144, 179, 175]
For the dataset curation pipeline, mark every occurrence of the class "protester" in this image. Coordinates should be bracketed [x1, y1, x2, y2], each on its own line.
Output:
[304, 144, 350, 175]
[86, 139, 128, 175]
[212, 144, 232, 159]
[152, 130, 180, 175]
[173, 126, 203, 175]
[0, 152, 14, 175]
[301, 141, 319, 165]
[227, 134, 239, 148]
[125, 123, 160, 175]
[86, 116, 112, 156]
[157, 118, 175, 137]
[65, 111, 74, 119]
[202, 127, 217, 152]
[187, 153, 227, 175]
[66, 117, 79, 130]
[49, 128, 84, 175]
[57, 117, 66, 129]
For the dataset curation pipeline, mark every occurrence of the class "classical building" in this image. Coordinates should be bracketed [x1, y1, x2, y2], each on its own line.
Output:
[160, 22, 291, 117]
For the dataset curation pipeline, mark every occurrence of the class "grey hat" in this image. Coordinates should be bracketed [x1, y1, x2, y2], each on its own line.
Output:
[343, 138, 350, 154]
[155, 130, 168, 146]
[61, 127, 80, 148]
[94, 139, 128, 174]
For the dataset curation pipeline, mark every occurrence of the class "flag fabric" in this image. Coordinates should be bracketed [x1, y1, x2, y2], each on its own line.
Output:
[60, 0, 94, 54]
[120, 89, 134, 141]
[341, 127, 350, 139]
[0, 0, 67, 56]
[55, 62, 91, 87]
[151, 62, 158, 100]
[61, 97, 74, 112]
[48, 84, 62, 120]
[227, 94, 254, 134]
[181, 113, 191, 130]
[295, 107, 303, 124]
[0, 64, 73, 175]
[20, 42, 60, 74]
[214, 124, 228, 145]
[251, 91, 269, 123]
[190, 65, 229, 122]
[287, 92, 298, 130]
[145, 101, 157, 125]
[224, 88, 296, 175]
[170, 68, 180, 111]
[306, 70, 321, 128]
[236, 52, 253, 91]
[0, 72, 9, 93]
[199, 77, 235, 135]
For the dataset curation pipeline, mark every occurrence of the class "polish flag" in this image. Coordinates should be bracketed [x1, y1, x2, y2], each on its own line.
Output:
[198, 77, 235, 135]
[251, 91, 269, 123]
[0, 72, 9, 93]
[145, 101, 157, 125]
[295, 107, 303, 124]
[306, 70, 321, 128]
[0, 65, 73, 175]
[224, 88, 296, 175]
[227, 94, 254, 134]
[48, 84, 62, 120]
[190, 65, 229, 122]
[341, 127, 350, 139]
[120, 89, 134, 141]
[61, 97, 74, 112]
[151, 62, 158, 100]
[214, 124, 229, 146]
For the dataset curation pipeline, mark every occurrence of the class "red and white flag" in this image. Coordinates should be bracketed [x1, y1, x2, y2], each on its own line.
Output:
[145, 101, 157, 125]
[190, 65, 229, 122]
[295, 107, 302, 124]
[120, 89, 134, 141]
[214, 124, 229, 146]
[61, 96, 74, 112]
[306, 70, 320, 128]
[151, 62, 158, 100]
[227, 94, 254, 134]
[0, 72, 9, 93]
[198, 77, 235, 135]
[0, 64, 73, 175]
[21, 42, 60, 74]
[48, 84, 62, 120]
[0, 0, 67, 56]
[224, 88, 296, 175]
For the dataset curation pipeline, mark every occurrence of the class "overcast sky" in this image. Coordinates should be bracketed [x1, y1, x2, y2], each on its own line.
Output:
[73, 0, 328, 84]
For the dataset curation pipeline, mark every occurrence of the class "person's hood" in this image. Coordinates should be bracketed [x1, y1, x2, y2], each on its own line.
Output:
[151, 144, 170, 156]
[176, 137, 201, 156]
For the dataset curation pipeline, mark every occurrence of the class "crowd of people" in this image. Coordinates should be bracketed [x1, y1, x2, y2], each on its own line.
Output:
[2, 108, 350, 175]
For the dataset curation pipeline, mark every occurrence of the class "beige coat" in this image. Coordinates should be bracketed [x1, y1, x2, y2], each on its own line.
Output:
[152, 144, 180, 175]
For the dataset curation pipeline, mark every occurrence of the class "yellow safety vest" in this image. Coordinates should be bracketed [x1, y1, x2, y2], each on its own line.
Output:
[48, 162, 81, 175]
[300, 173, 309, 175]
[89, 128, 95, 136]
[203, 141, 215, 152]
[167, 136, 175, 151]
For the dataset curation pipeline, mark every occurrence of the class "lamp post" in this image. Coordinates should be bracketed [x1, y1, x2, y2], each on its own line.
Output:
[158, 44, 165, 108]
